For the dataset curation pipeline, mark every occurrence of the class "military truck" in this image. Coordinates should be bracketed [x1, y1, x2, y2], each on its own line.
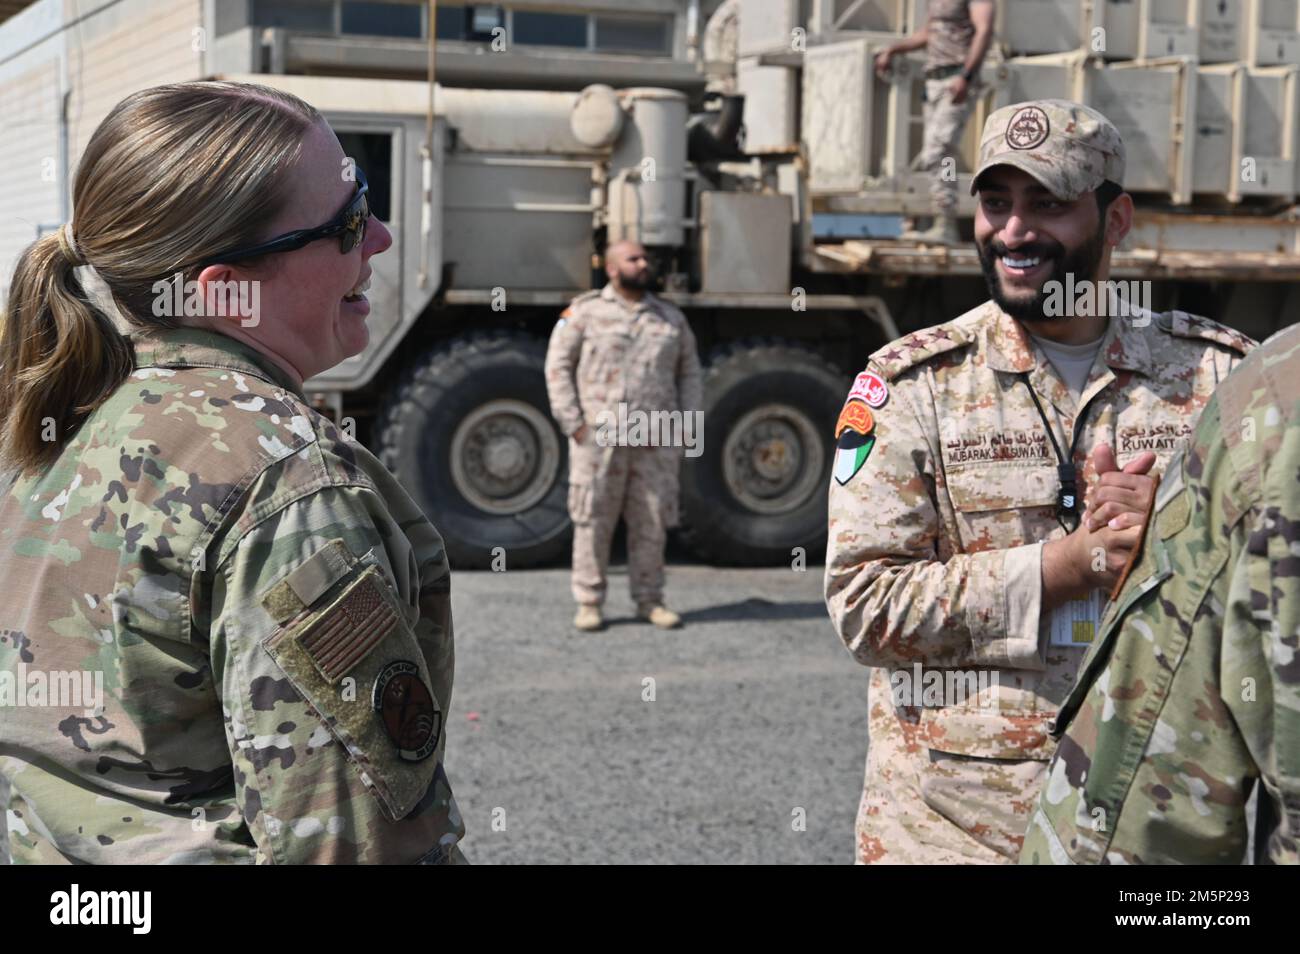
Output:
[2, 0, 1298, 567]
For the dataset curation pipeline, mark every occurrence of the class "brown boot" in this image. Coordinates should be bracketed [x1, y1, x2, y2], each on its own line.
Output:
[637, 604, 682, 629]
[574, 604, 604, 631]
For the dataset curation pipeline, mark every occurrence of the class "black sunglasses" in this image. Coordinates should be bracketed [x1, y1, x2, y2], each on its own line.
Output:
[202, 167, 370, 266]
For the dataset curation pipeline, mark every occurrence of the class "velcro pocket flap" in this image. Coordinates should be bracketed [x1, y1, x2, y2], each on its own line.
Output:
[260, 538, 356, 625]
[263, 565, 442, 821]
[922, 707, 1055, 760]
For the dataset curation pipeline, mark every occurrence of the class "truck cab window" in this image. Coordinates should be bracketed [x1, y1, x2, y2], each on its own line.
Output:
[251, 0, 334, 33]
[342, 1, 422, 38]
[334, 131, 393, 222]
[435, 4, 503, 42]
[593, 15, 672, 55]
[513, 12, 587, 48]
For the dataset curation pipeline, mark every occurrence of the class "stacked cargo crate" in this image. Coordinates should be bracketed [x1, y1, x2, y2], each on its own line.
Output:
[786, 0, 1299, 206]
[987, 0, 1300, 203]
[797, 0, 1002, 209]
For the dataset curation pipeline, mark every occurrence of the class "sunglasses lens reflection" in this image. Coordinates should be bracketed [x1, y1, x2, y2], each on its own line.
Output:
[342, 194, 369, 254]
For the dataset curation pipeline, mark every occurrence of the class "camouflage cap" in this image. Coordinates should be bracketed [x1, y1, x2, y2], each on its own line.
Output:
[971, 99, 1125, 201]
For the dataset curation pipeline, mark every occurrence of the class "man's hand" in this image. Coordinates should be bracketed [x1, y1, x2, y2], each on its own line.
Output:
[948, 74, 969, 104]
[1043, 443, 1159, 607]
[874, 47, 895, 79]
[1042, 524, 1092, 607]
[1084, 444, 1157, 533]
[1042, 520, 1145, 608]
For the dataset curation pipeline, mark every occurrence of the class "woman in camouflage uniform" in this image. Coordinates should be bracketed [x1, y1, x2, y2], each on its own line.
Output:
[0, 82, 464, 863]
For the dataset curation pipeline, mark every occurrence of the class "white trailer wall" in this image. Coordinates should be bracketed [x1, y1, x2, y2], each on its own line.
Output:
[0, 0, 203, 300]
[0, 0, 63, 301]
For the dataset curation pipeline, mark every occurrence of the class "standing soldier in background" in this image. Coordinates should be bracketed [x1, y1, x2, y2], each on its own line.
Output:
[1023, 323, 1300, 866]
[824, 100, 1255, 864]
[876, 0, 996, 246]
[702, 0, 740, 96]
[545, 241, 703, 633]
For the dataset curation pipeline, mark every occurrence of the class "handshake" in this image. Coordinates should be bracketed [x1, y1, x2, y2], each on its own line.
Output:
[1042, 443, 1160, 609]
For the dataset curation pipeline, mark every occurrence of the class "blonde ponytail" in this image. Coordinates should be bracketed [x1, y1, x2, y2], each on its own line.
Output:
[0, 231, 133, 472]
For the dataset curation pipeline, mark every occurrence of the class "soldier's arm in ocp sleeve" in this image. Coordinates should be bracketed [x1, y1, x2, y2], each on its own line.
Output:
[1210, 508, 1287, 862]
[677, 319, 704, 413]
[824, 375, 1045, 671]
[1223, 506, 1300, 863]
[543, 310, 586, 436]
[1251, 547, 1300, 865]
[209, 484, 463, 864]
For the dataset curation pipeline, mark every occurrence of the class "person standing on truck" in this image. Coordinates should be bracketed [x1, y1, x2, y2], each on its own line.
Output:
[703, 0, 741, 96]
[544, 241, 704, 633]
[1022, 322, 1300, 866]
[0, 81, 465, 864]
[823, 99, 1256, 864]
[875, 0, 996, 246]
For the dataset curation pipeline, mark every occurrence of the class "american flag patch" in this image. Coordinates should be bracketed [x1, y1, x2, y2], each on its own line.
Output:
[298, 570, 400, 683]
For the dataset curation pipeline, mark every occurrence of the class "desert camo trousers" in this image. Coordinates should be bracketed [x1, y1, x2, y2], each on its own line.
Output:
[855, 668, 1049, 864]
[915, 77, 980, 216]
[568, 439, 680, 607]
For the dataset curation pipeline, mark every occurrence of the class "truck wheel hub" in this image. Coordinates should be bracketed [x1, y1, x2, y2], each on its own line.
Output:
[484, 436, 525, 480]
[722, 403, 824, 515]
[450, 399, 560, 515]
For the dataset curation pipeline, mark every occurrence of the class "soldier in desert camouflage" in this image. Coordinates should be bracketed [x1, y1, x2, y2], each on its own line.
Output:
[544, 241, 703, 632]
[875, 0, 996, 246]
[824, 99, 1255, 864]
[1023, 322, 1300, 866]
[0, 81, 464, 864]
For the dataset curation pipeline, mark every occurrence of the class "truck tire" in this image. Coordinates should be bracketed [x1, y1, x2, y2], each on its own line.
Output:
[376, 331, 571, 569]
[678, 339, 850, 565]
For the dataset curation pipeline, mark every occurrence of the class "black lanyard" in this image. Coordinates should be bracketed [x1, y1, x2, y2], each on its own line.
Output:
[1019, 374, 1094, 534]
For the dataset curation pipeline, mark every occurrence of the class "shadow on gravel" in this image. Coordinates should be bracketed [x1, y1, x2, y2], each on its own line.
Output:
[681, 598, 827, 624]
[584, 599, 826, 631]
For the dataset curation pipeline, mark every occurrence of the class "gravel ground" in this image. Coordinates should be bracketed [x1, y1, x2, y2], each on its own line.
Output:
[443, 557, 869, 864]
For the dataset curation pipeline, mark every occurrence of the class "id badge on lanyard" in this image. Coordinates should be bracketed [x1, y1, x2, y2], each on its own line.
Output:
[1048, 589, 1105, 647]
[1019, 376, 1105, 646]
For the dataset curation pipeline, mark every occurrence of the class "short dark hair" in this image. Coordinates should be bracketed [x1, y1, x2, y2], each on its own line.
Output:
[1095, 179, 1124, 217]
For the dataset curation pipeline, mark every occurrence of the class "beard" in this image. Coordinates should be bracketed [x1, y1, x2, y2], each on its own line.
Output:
[620, 269, 652, 291]
[977, 227, 1107, 323]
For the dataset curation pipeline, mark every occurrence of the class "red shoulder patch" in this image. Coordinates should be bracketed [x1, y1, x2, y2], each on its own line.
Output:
[847, 371, 889, 409]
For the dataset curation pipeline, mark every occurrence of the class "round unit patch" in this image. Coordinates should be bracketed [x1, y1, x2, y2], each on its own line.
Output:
[372, 660, 441, 762]
[1006, 105, 1050, 150]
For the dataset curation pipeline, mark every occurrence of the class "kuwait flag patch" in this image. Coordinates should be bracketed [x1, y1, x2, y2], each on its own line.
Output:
[833, 400, 876, 485]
